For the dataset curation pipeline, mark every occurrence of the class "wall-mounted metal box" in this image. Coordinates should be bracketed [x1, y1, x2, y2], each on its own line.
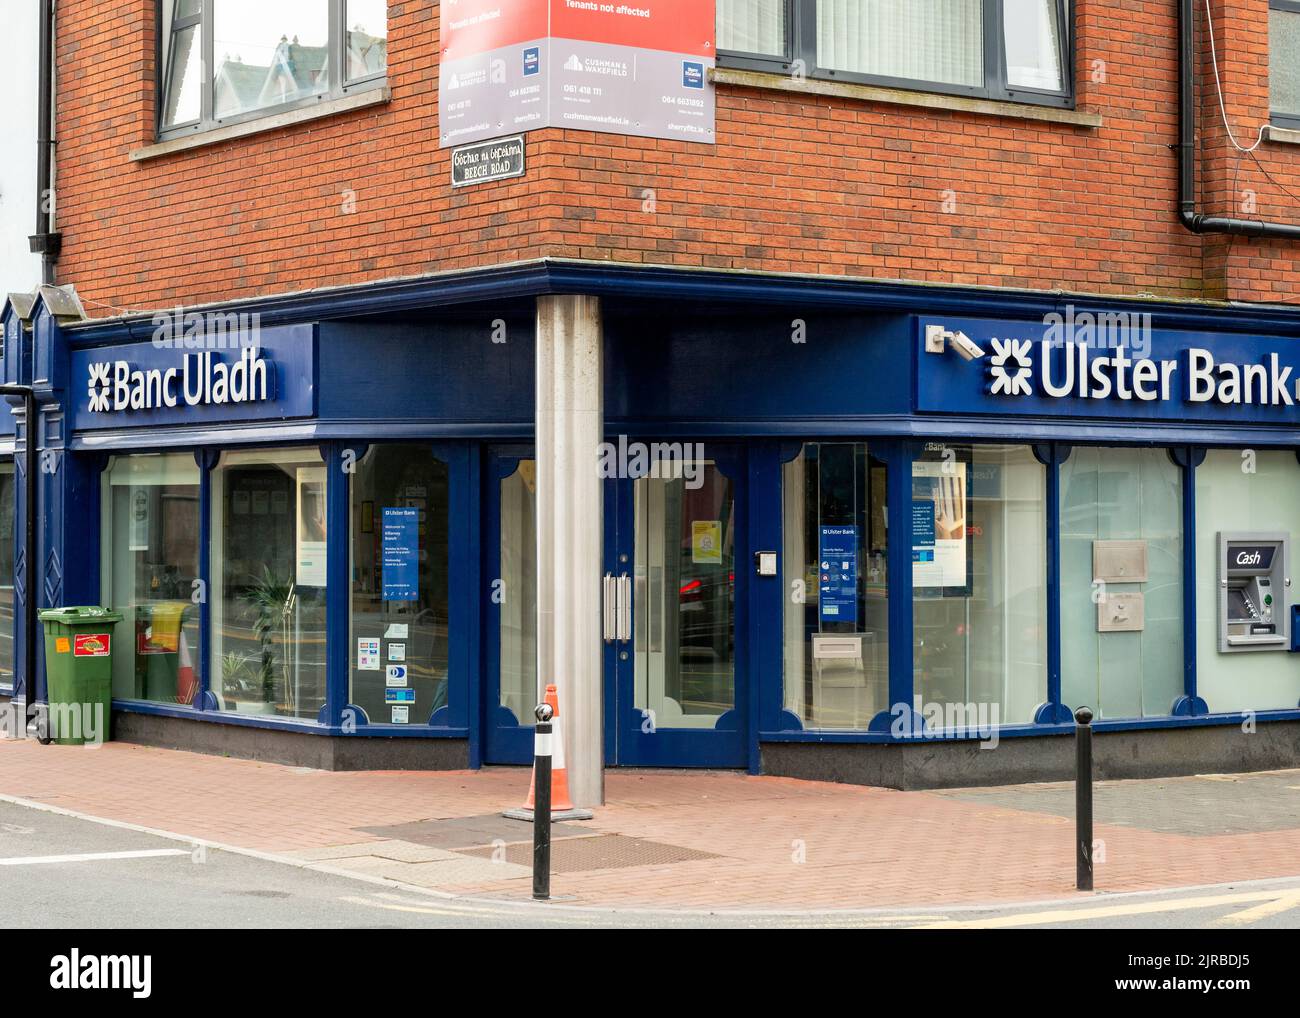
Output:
[1097, 592, 1145, 633]
[1093, 540, 1149, 583]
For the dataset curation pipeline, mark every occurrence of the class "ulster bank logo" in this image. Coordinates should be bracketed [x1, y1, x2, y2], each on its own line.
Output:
[988, 339, 1033, 396]
[87, 362, 113, 412]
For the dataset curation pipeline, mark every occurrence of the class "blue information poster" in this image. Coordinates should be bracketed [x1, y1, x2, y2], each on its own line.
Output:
[912, 499, 936, 564]
[382, 507, 420, 602]
[818, 525, 858, 624]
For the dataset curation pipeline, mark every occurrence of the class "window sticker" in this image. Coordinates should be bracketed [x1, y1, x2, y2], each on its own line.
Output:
[357, 638, 381, 671]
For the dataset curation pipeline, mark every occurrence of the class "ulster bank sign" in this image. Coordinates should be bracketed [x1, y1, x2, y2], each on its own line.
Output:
[917, 314, 1300, 426]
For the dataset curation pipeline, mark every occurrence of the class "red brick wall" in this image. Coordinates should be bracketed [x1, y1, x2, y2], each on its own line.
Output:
[52, 1, 1300, 316]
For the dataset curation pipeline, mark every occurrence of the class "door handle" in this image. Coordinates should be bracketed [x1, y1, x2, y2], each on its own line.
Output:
[616, 573, 632, 643]
[602, 573, 617, 643]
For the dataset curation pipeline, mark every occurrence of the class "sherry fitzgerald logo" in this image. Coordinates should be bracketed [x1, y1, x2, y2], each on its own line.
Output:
[86, 347, 274, 415]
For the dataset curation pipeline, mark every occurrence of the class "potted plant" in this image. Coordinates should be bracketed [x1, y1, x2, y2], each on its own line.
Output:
[241, 566, 292, 711]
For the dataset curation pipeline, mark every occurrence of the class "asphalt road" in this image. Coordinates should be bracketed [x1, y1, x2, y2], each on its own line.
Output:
[1, 800, 1298, 930]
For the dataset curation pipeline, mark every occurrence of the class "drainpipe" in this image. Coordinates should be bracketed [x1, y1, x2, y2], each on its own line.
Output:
[1178, 0, 1300, 239]
[28, 0, 61, 282]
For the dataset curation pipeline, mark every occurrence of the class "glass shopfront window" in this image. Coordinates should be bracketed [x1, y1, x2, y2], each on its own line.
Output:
[349, 446, 450, 725]
[1060, 447, 1183, 719]
[783, 443, 889, 729]
[913, 444, 1046, 727]
[211, 448, 327, 719]
[498, 460, 537, 726]
[1196, 449, 1300, 713]
[101, 454, 201, 704]
[634, 458, 737, 729]
[0, 463, 15, 689]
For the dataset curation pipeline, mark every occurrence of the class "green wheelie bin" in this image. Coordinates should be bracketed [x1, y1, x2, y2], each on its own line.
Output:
[39, 606, 123, 746]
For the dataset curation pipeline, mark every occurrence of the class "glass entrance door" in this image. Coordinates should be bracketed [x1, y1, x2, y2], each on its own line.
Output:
[604, 444, 747, 767]
[484, 442, 749, 768]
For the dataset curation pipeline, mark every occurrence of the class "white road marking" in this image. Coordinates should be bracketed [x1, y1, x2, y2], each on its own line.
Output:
[1214, 889, 1300, 925]
[915, 888, 1300, 929]
[0, 848, 189, 866]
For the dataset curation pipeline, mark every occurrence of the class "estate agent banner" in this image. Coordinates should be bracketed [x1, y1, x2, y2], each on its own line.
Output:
[439, 0, 715, 147]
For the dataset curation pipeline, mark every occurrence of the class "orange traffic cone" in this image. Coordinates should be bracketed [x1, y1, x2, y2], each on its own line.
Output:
[176, 630, 197, 706]
[504, 683, 594, 822]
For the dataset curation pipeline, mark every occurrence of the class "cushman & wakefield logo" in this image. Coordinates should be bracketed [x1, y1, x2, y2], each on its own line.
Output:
[86, 347, 275, 414]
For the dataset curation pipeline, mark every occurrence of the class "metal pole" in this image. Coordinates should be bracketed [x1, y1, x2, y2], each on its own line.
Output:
[532, 703, 554, 901]
[1075, 706, 1094, 891]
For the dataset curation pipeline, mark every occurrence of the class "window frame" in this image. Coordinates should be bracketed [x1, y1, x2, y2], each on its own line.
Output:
[156, 0, 388, 141]
[717, 0, 1075, 110]
[1270, 0, 1300, 130]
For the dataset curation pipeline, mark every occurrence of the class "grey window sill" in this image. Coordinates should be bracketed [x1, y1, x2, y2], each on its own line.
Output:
[1264, 124, 1300, 146]
[130, 87, 392, 162]
[710, 67, 1103, 129]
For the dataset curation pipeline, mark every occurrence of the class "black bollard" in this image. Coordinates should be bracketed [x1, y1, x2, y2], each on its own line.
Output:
[1075, 705, 1094, 891]
[532, 702, 554, 901]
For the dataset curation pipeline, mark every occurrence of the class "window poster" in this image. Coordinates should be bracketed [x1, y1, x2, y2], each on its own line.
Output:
[129, 487, 150, 552]
[296, 467, 328, 587]
[912, 461, 969, 593]
[818, 525, 858, 624]
[691, 520, 722, 565]
[381, 507, 420, 602]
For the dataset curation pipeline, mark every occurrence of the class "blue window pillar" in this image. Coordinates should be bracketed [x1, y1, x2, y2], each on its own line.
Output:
[1033, 443, 1072, 724]
[322, 442, 356, 728]
[3, 300, 34, 705]
[870, 439, 921, 734]
[749, 441, 786, 768]
[193, 449, 219, 711]
[1171, 446, 1208, 716]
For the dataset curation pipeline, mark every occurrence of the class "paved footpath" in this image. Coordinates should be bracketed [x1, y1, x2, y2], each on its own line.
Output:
[1, 739, 1298, 911]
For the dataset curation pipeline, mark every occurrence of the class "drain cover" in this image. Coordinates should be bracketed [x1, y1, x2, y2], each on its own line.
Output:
[457, 834, 719, 874]
[357, 813, 591, 851]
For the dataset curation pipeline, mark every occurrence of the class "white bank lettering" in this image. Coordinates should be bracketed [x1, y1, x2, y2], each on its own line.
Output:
[88, 347, 272, 414]
[988, 339, 1296, 408]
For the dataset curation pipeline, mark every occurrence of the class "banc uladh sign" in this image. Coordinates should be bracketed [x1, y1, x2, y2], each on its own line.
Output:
[71, 322, 316, 431]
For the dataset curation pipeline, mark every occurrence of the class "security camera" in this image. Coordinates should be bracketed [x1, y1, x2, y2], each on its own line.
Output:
[924, 324, 985, 361]
[947, 330, 985, 361]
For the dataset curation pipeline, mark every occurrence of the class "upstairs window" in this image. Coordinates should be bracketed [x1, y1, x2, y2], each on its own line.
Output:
[717, 0, 1073, 108]
[159, 0, 389, 138]
[1272, 1, 1300, 129]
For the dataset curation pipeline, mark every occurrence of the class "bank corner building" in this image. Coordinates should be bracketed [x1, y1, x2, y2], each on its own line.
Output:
[2, 267, 1300, 794]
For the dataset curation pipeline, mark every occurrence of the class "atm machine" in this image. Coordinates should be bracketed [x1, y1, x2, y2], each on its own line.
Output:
[1218, 532, 1291, 653]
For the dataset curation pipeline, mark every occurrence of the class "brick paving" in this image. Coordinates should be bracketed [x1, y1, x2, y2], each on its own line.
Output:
[2, 739, 1298, 911]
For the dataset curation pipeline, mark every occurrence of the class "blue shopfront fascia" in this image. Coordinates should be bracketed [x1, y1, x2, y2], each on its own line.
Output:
[11, 260, 1300, 764]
